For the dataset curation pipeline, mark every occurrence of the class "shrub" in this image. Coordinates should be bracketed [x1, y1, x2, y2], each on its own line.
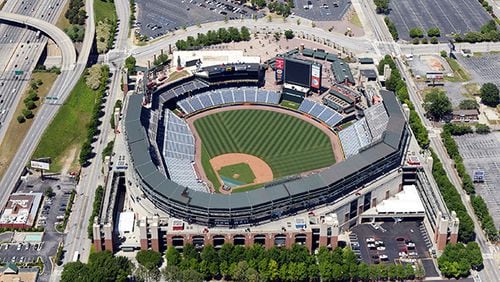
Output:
[17, 115, 26, 123]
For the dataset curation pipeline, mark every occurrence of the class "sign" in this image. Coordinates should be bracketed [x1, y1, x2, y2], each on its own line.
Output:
[14, 70, 24, 75]
[426, 72, 444, 80]
[31, 160, 50, 170]
[275, 57, 284, 82]
[310, 64, 321, 89]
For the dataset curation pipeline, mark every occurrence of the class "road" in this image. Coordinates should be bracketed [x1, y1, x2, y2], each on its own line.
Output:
[358, 0, 500, 281]
[61, 0, 130, 268]
[0, 11, 76, 70]
[0, 0, 95, 226]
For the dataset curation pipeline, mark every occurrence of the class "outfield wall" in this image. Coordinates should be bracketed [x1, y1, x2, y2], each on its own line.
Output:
[125, 77, 409, 227]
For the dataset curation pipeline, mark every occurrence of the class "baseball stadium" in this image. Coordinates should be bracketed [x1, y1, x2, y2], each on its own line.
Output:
[124, 54, 410, 228]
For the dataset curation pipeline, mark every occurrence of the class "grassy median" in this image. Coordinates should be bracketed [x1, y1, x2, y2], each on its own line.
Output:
[0, 72, 58, 179]
[32, 74, 98, 172]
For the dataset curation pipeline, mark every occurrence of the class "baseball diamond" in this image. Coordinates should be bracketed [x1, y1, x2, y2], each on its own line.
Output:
[193, 109, 336, 191]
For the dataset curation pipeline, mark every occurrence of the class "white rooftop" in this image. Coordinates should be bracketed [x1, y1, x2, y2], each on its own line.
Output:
[376, 185, 425, 214]
[118, 212, 135, 234]
[173, 50, 260, 68]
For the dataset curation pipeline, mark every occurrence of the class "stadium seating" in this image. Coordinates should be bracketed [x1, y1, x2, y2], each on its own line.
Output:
[163, 110, 208, 192]
[339, 101, 390, 158]
[177, 87, 281, 114]
[298, 99, 343, 127]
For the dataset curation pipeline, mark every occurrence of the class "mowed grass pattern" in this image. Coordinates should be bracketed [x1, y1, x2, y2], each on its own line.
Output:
[194, 109, 335, 179]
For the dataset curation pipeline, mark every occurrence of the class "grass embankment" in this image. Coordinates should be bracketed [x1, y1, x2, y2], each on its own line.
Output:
[166, 70, 190, 83]
[0, 72, 57, 179]
[194, 109, 335, 190]
[94, 0, 117, 23]
[32, 75, 98, 172]
[445, 58, 470, 82]
[55, 0, 71, 31]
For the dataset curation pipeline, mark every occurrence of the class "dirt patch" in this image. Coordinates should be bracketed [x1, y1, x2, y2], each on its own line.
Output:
[233, 174, 240, 179]
[210, 153, 273, 194]
[60, 146, 78, 176]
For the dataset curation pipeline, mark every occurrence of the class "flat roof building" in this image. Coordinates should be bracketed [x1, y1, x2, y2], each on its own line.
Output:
[0, 193, 42, 229]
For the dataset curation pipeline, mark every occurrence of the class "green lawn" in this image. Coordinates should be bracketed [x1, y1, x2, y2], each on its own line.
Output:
[218, 162, 256, 185]
[94, 0, 117, 24]
[32, 74, 98, 172]
[194, 109, 335, 182]
[280, 100, 300, 110]
[201, 146, 220, 190]
[445, 58, 470, 82]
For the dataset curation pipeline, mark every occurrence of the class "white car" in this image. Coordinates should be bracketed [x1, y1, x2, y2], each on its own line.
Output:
[379, 254, 389, 261]
[377, 246, 386, 251]
[365, 237, 375, 243]
[367, 243, 376, 249]
[409, 251, 418, 257]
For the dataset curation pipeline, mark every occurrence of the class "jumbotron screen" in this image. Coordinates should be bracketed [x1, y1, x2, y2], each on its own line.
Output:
[284, 58, 312, 88]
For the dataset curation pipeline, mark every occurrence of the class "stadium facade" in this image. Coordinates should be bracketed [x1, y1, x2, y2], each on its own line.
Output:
[93, 59, 458, 253]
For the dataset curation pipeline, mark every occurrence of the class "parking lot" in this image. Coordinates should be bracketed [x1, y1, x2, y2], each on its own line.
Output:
[455, 132, 500, 229]
[387, 0, 491, 41]
[0, 242, 43, 265]
[351, 220, 438, 277]
[292, 0, 351, 21]
[135, 0, 262, 39]
[456, 53, 500, 87]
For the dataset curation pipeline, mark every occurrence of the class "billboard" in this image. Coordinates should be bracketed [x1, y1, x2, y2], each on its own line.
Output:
[311, 64, 321, 89]
[426, 72, 443, 80]
[31, 160, 50, 170]
[284, 58, 311, 88]
[275, 57, 284, 82]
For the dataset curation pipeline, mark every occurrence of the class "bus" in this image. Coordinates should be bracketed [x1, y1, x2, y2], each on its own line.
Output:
[73, 251, 80, 262]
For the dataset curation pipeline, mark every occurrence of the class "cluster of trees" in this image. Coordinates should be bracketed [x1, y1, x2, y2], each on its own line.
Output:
[87, 185, 104, 239]
[384, 17, 398, 40]
[134, 250, 164, 281]
[61, 251, 132, 282]
[408, 27, 441, 44]
[378, 55, 429, 148]
[64, 0, 86, 42]
[478, 0, 494, 14]
[175, 27, 251, 50]
[65, 0, 86, 25]
[250, 0, 267, 9]
[374, 0, 390, 14]
[34, 65, 61, 74]
[472, 195, 498, 241]
[409, 27, 424, 38]
[79, 65, 110, 166]
[423, 88, 452, 121]
[124, 55, 136, 74]
[459, 99, 479, 110]
[153, 53, 170, 67]
[454, 20, 500, 43]
[17, 79, 43, 123]
[163, 243, 419, 281]
[129, 0, 136, 28]
[480, 82, 499, 107]
[438, 242, 483, 278]
[110, 99, 122, 130]
[430, 149, 475, 242]
[95, 0, 118, 53]
[267, 0, 294, 17]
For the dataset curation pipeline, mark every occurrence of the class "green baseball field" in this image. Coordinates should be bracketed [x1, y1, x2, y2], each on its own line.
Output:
[194, 109, 336, 190]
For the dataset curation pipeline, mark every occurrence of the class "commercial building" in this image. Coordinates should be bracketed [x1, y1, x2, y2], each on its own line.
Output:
[0, 193, 42, 229]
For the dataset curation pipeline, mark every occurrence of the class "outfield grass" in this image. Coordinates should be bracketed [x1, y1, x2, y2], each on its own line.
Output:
[218, 162, 256, 184]
[194, 109, 335, 181]
[201, 146, 221, 190]
[32, 74, 98, 172]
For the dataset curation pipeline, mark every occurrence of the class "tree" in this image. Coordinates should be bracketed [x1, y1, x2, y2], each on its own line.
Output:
[136, 250, 162, 271]
[459, 99, 479, 110]
[134, 264, 161, 282]
[25, 100, 36, 110]
[86, 64, 103, 90]
[374, 0, 389, 14]
[479, 83, 499, 107]
[430, 36, 438, 44]
[424, 88, 452, 121]
[125, 55, 136, 74]
[427, 27, 441, 37]
[240, 26, 251, 41]
[61, 261, 89, 281]
[62, 251, 132, 282]
[162, 265, 182, 281]
[284, 29, 294, 39]
[475, 124, 491, 134]
[22, 109, 34, 119]
[166, 246, 181, 266]
[79, 141, 92, 165]
[17, 115, 26, 123]
[409, 27, 424, 38]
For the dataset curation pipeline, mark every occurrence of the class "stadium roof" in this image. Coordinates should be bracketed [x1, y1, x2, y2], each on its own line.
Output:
[302, 48, 314, 57]
[125, 85, 407, 215]
[331, 59, 355, 85]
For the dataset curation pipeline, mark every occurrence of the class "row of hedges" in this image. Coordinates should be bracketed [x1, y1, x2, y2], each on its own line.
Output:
[87, 185, 105, 239]
[384, 17, 398, 40]
[56, 190, 76, 233]
[79, 65, 110, 166]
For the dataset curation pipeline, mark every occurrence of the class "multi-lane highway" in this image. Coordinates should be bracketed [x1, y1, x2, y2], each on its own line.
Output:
[0, 0, 66, 141]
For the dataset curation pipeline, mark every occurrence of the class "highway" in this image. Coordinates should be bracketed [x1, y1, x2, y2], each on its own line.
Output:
[0, 0, 67, 144]
[0, 0, 95, 225]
